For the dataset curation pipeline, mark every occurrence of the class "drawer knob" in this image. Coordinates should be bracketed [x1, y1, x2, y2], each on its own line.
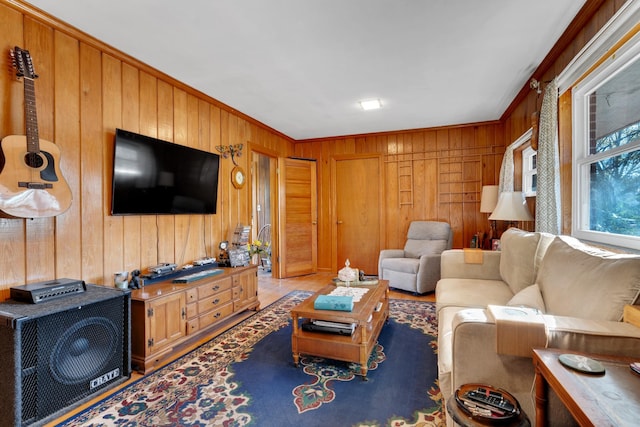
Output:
[212, 285, 220, 291]
[213, 298, 220, 305]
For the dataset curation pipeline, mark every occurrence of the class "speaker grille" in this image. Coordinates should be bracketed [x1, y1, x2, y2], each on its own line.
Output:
[50, 316, 119, 385]
[21, 321, 38, 422]
[22, 294, 127, 422]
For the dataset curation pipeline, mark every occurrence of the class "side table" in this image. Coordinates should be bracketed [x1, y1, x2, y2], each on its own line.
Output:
[533, 348, 640, 426]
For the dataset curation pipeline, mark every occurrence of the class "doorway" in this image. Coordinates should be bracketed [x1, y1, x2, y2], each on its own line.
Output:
[251, 150, 277, 277]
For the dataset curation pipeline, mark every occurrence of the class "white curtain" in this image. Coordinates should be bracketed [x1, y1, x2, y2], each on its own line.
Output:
[535, 78, 561, 234]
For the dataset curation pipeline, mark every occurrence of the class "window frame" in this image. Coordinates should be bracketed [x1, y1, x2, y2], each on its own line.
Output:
[522, 146, 537, 197]
[571, 31, 640, 251]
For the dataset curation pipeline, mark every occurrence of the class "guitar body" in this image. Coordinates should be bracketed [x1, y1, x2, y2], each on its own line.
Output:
[0, 134, 72, 218]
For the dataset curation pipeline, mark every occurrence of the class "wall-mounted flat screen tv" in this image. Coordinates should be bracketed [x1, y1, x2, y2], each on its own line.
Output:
[111, 128, 219, 215]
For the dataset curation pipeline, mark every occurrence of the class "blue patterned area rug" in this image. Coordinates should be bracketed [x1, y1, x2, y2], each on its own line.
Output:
[57, 290, 444, 427]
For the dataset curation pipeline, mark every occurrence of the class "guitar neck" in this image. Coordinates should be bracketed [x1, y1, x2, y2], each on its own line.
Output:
[23, 77, 40, 153]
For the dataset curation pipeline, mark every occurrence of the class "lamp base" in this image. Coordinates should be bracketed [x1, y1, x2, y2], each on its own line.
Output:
[483, 220, 497, 249]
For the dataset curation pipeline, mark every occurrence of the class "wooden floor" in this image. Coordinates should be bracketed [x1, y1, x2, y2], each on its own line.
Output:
[258, 269, 435, 306]
[46, 271, 434, 426]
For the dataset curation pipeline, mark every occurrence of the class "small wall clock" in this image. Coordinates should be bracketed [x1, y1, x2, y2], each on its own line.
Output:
[231, 166, 246, 189]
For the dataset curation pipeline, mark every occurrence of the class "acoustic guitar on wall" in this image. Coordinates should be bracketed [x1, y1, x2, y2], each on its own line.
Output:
[0, 46, 72, 218]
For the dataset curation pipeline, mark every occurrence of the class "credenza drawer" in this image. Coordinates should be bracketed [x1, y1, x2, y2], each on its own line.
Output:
[197, 289, 232, 314]
[197, 277, 232, 299]
[198, 302, 234, 329]
[185, 288, 198, 303]
[187, 318, 199, 335]
[186, 302, 198, 320]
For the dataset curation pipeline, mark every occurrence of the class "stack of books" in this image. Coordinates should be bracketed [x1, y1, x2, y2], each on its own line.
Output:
[314, 294, 354, 311]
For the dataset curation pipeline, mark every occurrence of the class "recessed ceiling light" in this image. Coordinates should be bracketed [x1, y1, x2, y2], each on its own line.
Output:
[359, 99, 382, 110]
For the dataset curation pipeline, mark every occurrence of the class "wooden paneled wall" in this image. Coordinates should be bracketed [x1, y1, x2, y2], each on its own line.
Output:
[0, 0, 628, 288]
[294, 123, 505, 271]
[0, 1, 293, 298]
[292, 1, 627, 273]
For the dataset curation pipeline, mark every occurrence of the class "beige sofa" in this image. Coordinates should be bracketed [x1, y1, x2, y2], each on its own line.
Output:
[436, 228, 640, 425]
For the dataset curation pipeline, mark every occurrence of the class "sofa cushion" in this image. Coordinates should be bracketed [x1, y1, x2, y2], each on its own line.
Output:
[436, 278, 514, 312]
[404, 239, 447, 258]
[507, 284, 546, 313]
[537, 236, 640, 321]
[499, 228, 553, 294]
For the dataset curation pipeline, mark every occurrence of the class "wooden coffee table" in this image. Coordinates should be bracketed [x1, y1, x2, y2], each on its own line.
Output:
[533, 348, 640, 426]
[290, 280, 389, 379]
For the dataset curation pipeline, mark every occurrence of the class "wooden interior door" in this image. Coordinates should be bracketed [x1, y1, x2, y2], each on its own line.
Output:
[278, 158, 317, 278]
[333, 155, 383, 275]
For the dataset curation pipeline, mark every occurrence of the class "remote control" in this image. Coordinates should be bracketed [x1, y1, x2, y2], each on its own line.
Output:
[465, 388, 516, 414]
[459, 396, 505, 416]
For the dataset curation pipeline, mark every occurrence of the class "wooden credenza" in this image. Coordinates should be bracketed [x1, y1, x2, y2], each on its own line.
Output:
[130, 265, 259, 373]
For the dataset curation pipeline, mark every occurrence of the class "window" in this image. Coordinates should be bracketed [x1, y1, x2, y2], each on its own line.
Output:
[522, 146, 537, 197]
[572, 33, 640, 250]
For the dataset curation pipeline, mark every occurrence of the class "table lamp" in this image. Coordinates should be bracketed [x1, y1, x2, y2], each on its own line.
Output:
[489, 191, 534, 228]
[480, 185, 499, 246]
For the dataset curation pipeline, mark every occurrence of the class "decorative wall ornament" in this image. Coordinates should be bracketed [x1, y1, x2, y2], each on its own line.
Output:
[215, 144, 243, 166]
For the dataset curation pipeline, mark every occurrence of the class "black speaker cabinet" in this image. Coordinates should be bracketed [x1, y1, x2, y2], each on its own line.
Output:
[0, 284, 131, 426]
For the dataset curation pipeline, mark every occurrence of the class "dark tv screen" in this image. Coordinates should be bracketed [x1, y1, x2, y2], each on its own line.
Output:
[111, 129, 219, 215]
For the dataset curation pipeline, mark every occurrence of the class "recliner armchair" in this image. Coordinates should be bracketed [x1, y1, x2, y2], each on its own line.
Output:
[378, 221, 452, 294]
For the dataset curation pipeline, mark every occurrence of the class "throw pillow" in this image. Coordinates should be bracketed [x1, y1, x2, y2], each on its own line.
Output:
[404, 239, 447, 258]
[499, 228, 542, 294]
[537, 236, 640, 321]
[507, 284, 546, 313]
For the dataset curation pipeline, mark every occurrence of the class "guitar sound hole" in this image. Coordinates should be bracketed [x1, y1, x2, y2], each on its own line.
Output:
[25, 152, 44, 169]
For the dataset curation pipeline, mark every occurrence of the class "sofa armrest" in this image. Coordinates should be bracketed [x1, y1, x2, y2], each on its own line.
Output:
[416, 254, 441, 294]
[544, 314, 640, 358]
[440, 249, 502, 280]
[450, 309, 537, 418]
[449, 309, 640, 420]
[378, 249, 405, 278]
[379, 249, 404, 259]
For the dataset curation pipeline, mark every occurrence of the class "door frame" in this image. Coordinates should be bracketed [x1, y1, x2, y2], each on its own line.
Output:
[330, 153, 386, 273]
[249, 144, 279, 277]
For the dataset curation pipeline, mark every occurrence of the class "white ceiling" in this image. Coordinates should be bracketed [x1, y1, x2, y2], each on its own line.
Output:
[26, 0, 587, 140]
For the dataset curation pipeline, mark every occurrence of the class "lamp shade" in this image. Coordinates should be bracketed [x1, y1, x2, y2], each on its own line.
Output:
[480, 185, 499, 213]
[489, 191, 534, 221]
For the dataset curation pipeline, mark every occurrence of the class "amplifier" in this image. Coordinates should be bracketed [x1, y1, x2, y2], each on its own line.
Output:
[10, 278, 86, 304]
